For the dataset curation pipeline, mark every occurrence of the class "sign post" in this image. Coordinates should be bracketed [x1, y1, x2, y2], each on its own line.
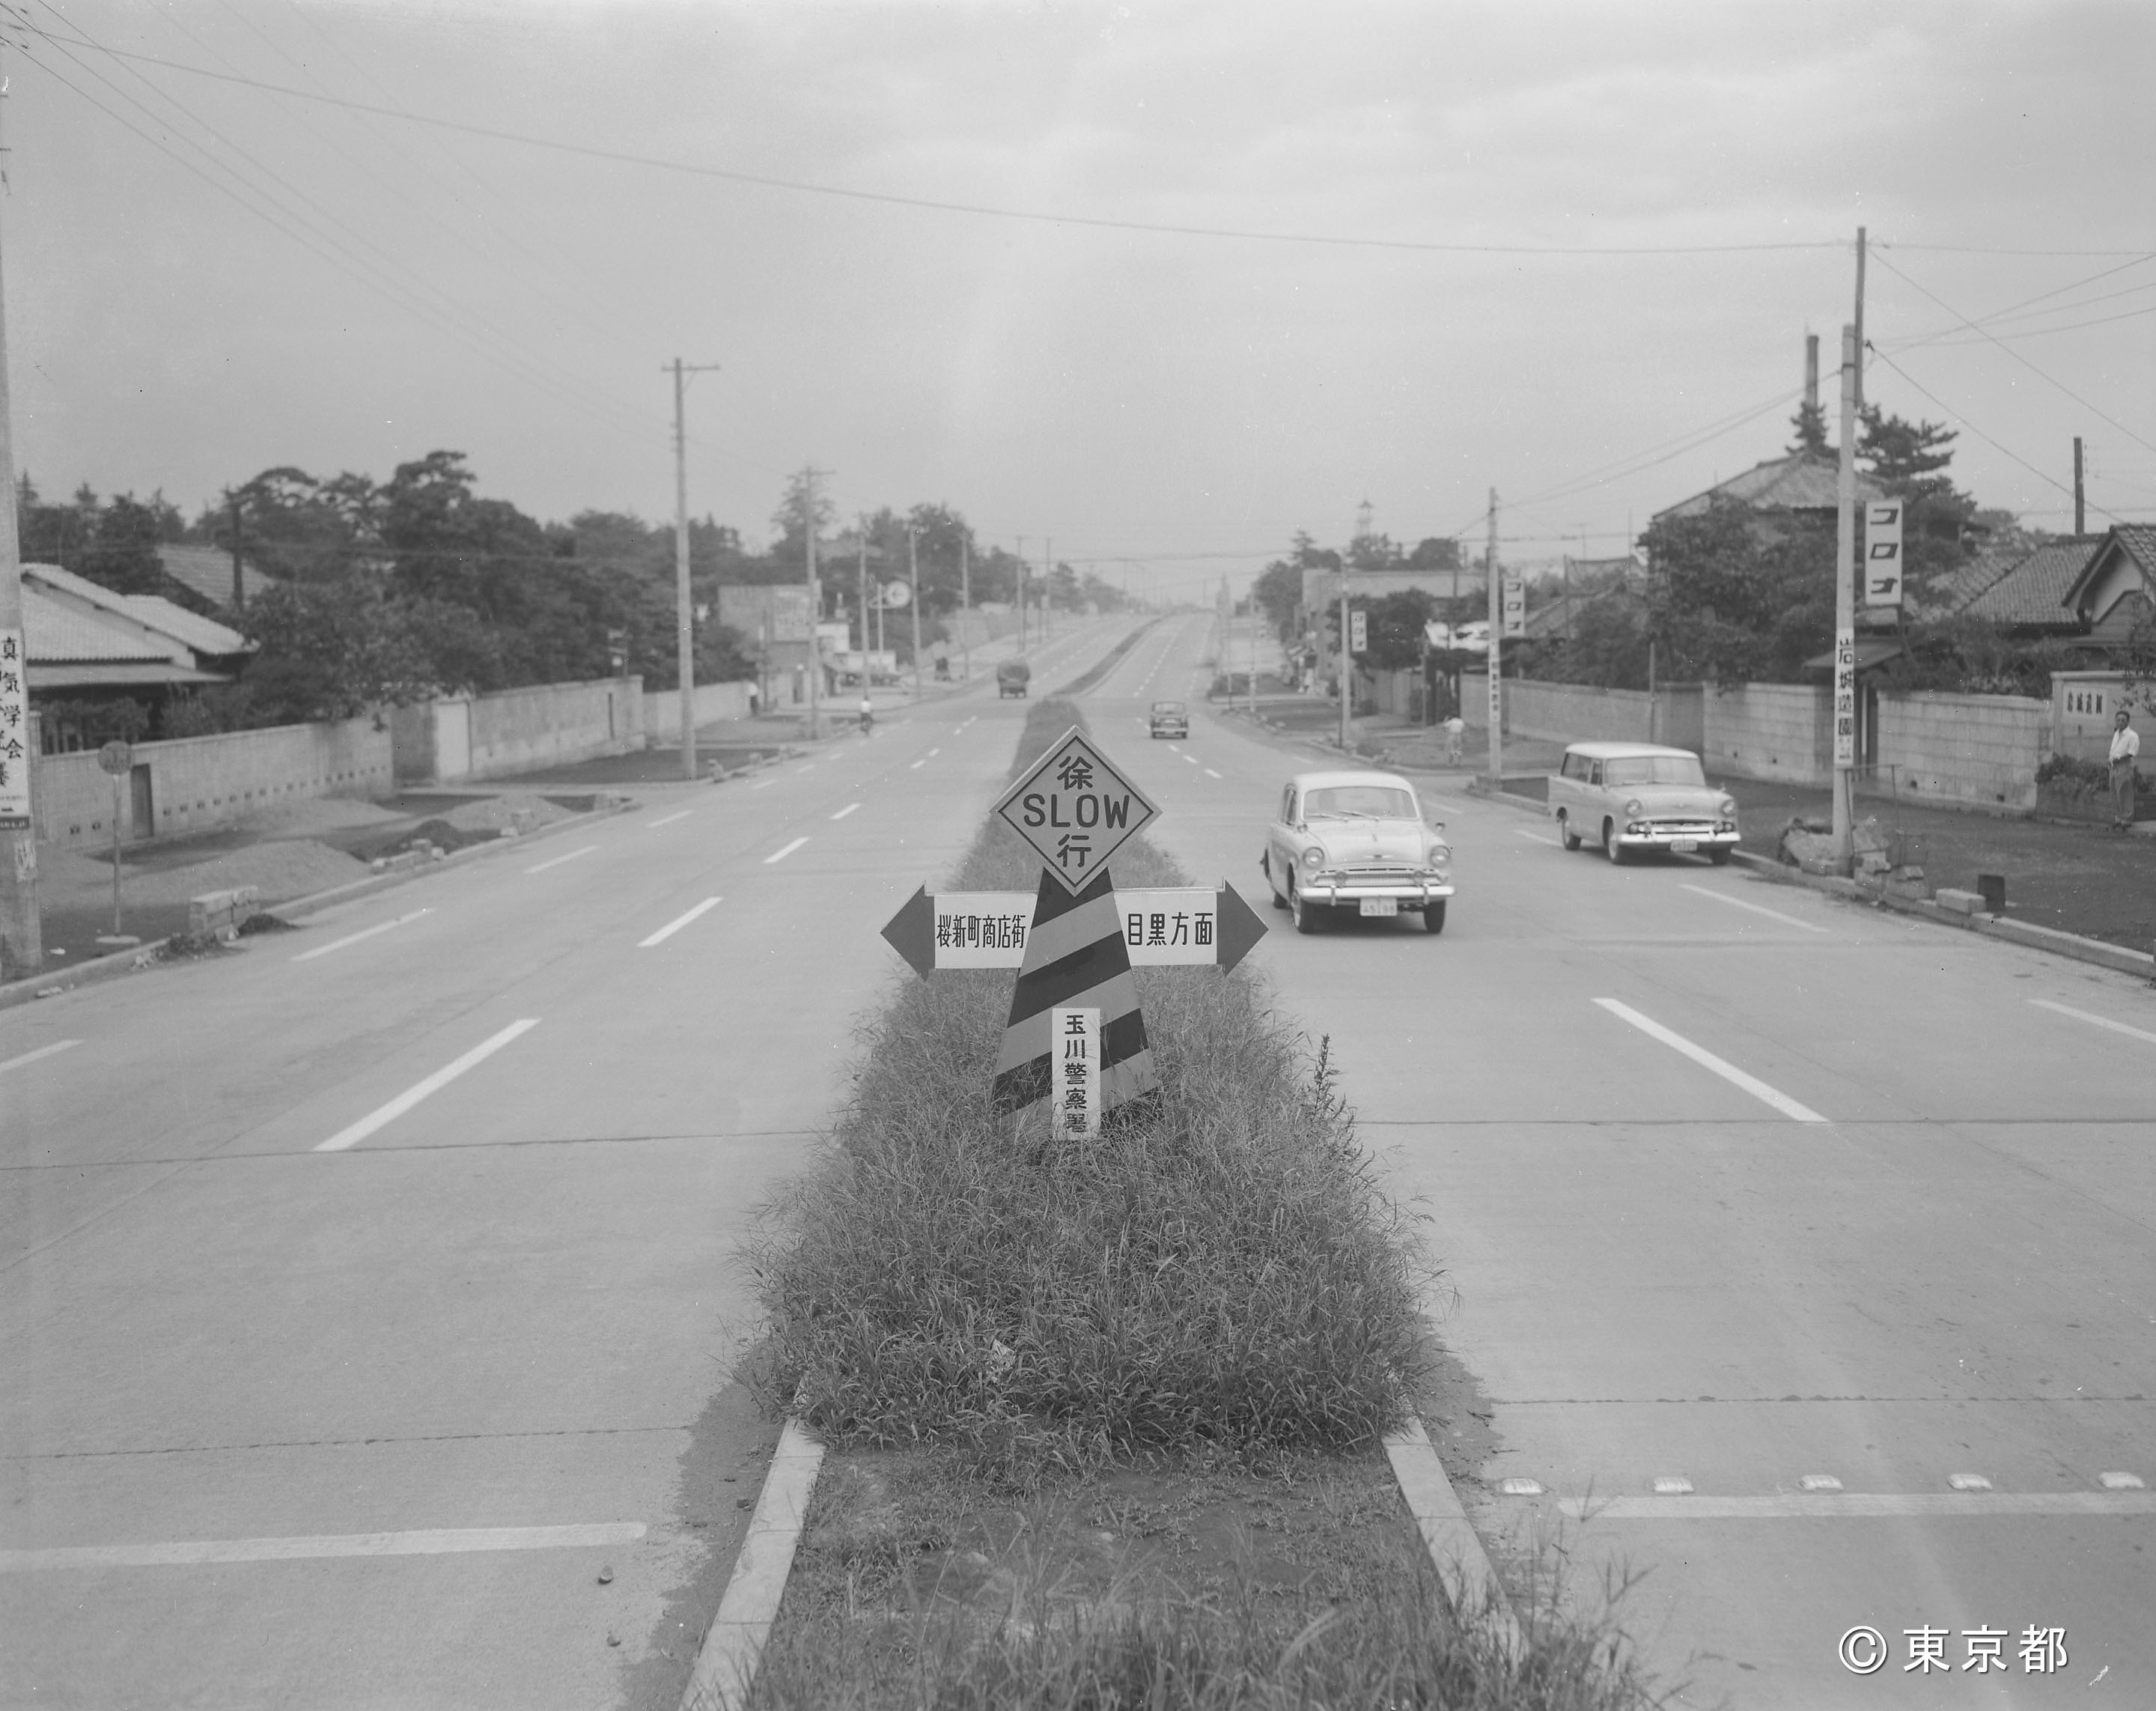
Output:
[98, 740, 131, 936]
[988, 729, 1162, 1127]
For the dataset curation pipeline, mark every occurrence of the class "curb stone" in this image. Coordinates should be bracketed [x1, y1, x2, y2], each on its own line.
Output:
[0, 795, 640, 1013]
[1385, 1415, 1525, 1653]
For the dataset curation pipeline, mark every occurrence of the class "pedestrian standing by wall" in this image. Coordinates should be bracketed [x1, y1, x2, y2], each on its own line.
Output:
[2110, 707, 2140, 830]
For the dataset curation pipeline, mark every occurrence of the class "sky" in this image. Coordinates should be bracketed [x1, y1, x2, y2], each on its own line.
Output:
[4, 0, 2154, 597]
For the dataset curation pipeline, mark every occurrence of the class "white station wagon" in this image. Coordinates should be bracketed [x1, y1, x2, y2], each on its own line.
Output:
[1549, 741, 1740, 865]
[1260, 769, 1455, 934]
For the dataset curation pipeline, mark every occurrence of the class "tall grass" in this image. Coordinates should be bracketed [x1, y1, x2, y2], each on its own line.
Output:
[743, 700, 1434, 1478]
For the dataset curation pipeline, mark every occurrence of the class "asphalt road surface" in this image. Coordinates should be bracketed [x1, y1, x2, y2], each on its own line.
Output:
[5, 610, 2152, 1709]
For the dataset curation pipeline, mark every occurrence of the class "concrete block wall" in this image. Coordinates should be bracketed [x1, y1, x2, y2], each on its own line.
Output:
[31, 718, 392, 852]
[2048, 672, 2149, 762]
[1877, 691, 2043, 812]
[396, 678, 645, 782]
[642, 679, 758, 743]
[1455, 675, 1705, 752]
[1703, 684, 1831, 786]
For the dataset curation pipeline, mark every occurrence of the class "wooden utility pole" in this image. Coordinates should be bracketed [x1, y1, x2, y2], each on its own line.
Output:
[1853, 227, 1868, 414]
[803, 467, 821, 741]
[2074, 437, 2086, 535]
[0, 177, 41, 979]
[1042, 538, 1053, 643]
[1485, 489, 1501, 786]
[1016, 538, 1027, 650]
[666, 359, 721, 781]
[228, 491, 246, 612]
[907, 525, 922, 700]
[1337, 568, 1351, 753]
[959, 535, 972, 679]
[1832, 323, 1859, 868]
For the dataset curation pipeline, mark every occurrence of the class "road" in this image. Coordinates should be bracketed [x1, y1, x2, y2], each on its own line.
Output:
[6, 608, 2152, 1708]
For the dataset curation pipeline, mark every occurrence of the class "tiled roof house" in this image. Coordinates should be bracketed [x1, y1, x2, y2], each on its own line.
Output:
[22, 563, 253, 693]
[2061, 525, 2156, 646]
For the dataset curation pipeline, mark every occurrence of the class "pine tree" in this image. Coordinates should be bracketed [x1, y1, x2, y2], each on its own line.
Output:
[1787, 399, 1830, 457]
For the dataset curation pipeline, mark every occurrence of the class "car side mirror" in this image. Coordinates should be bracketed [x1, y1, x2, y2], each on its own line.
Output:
[1429, 819, 1446, 834]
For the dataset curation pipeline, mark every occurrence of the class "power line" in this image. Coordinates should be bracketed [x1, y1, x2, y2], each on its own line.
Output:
[1871, 252, 2156, 460]
[1881, 252, 2156, 351]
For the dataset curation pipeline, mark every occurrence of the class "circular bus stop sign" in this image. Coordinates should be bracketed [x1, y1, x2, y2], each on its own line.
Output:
[97, 741, 133, 775]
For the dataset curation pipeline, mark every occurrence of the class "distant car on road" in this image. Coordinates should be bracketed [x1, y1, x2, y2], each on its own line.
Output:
[996, 659, 1031, 699]
[1260, 768, 1454, 934]
[1148, 700, 1188, 739]
[1548, 741, 1740, 865]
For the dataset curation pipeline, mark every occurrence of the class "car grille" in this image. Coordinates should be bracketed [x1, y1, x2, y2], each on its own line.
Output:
[1338, 864, 1420, 879]
[1644, 820, 1718, 836]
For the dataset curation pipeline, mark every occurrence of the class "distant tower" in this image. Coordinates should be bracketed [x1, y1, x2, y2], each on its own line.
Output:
[1353, 497, 1374, 544]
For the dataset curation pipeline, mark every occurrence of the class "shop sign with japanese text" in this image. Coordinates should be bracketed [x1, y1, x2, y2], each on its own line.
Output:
[0, 630, 28, 829]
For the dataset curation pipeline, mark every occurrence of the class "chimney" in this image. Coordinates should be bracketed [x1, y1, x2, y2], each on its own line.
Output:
[1804, 333, 1820, 428]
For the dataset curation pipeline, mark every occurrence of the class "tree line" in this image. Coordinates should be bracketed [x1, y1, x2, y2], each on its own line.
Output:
[19, 458, 1127, 733]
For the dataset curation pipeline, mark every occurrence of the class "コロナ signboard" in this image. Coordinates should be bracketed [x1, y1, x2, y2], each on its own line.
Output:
[993, 728, 1159, 892]
[1863, 501, 1904, 608]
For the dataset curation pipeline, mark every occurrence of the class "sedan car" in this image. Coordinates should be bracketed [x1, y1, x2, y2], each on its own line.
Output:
[1548, 741, 1740, 864]
[1148, 700, 1189, 739]
[1259, 769, 1454, 934]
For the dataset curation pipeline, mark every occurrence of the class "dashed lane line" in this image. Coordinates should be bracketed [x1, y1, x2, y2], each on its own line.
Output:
[1556, 1491, 2156, 1521]
[1514, 828, 1561, 848]
[525, 845, 597, 875]
[909, 759, 925, 769]
[290, 908, 432, 964]
[314, 1019, 540, 1153]
[0, 1522, 647, 1572]
[750, 777, 777, 790]
[764, 837, 809, 865]
[638, 897, 722, 948]
[0, 1039, 81, 1078]
[645, 809, 694, 828]
[1204, 768, 1222, 779]
[2030, 998, 2156, 1047]
[1594, 997, 1828, 1123]
[1679, 882, 1830, 934]
[830, 803, 860, 821]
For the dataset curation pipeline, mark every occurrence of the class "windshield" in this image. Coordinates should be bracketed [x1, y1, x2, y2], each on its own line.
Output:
[1602, 756, 1706, 787]
[1304, 785, 1417, 820]
[1153, 702, 1184, 712]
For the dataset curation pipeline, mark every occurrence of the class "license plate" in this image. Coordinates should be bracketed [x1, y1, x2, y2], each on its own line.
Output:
[1672, 838, 1699, 854]
[1359, 898, 1398, 917]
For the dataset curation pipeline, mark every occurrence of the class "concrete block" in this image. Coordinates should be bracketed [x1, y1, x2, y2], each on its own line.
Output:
[1935, 887, 1985, 915]
[186, 885, 261, 937]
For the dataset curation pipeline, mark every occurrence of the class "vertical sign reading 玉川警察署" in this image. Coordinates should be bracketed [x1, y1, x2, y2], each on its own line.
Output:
[1051, 1006, 1100, 1140]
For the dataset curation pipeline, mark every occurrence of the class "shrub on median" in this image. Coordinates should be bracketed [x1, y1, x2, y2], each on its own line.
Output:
[743, 700, 1434, 1477]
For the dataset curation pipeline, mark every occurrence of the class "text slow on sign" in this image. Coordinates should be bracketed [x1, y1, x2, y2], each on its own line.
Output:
[993, 729, 1160, 892]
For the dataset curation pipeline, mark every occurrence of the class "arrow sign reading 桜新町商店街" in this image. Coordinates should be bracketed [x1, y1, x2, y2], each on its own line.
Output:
[993, 728, 1159, 892]
[880, 885, 1267, 975]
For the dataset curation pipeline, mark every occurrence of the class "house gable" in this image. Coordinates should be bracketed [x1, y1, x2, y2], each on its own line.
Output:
[2062, 525, 2156, 639]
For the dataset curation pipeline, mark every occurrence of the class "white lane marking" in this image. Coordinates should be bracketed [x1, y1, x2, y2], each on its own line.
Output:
[794, 765, 816, 775]
[909, 759, 925, 770]
[1562, 1491, 2156, 1521]
[1204, 768, 1222, 779]
[639, 897, 722, 948]
[749, 777, 777, 790]
[0, 1039, 82, 1078]
[525, 845, 597, 875]
[764, 837, 808, 865]
[1594, 997, 1827, 1123]
[1514, 828, 1561, 847]
[290, 909, 432, 963]
[830, 803, 860, 821]
[928, 747, 940, 757]
[1679, 883, 1830, 934]
[0, 1522, 645, 1572]
[646, 809, 693, 828]
[314, 1019, 540, 1152]
[1180, 753, 1198, 765]
[2030, 999, 2156, 1046]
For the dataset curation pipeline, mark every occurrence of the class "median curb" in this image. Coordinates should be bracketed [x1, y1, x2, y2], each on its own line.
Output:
[0, 794, 642, 1014]
[1385, 1416, 1524, 1652]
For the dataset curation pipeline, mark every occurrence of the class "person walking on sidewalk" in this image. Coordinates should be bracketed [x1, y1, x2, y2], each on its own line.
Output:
[1443, 714, 1466, 765]
[2110, 707, 2140, 830]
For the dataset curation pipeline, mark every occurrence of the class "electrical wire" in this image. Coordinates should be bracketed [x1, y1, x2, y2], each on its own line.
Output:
[1881, 252, 2156, 351]
[1871, 252, 2156, 460]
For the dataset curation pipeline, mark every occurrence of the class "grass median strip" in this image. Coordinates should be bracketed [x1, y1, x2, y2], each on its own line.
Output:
[718, 698, 1661, 1710]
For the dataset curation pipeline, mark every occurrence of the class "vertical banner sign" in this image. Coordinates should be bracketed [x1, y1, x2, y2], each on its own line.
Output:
[1051, 1006, 1100, 1139]
[1863, 502, 1904, 608]
[990, 730, 1163, 1123]
[0, 630, 29, 829]
[1500, 574, 1526, 637]
[1349, 608, 1368, 655]
[1833, 626, 1857, 767]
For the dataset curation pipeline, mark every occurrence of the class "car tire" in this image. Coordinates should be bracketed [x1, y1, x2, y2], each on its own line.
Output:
[1421, 901, 1446, 934]
[1290, 879, 1322, 934]
[1559, 812, 1582, 851]
[1603, 819, 1627, 865]
[1708, 847, 1732, 866]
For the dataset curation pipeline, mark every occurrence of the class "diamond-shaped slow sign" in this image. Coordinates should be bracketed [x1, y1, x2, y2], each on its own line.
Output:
[993, 727, 1160, 893]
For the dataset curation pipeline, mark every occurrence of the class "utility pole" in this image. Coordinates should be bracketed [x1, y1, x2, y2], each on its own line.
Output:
[2074, 437, 2086, 535]
[960, 535, 972, 679]
[666, 359, 721, 781]
[227, 490, 246, 612]
[856, 514, 868, 657]
[1484, 490, 1502, 787]
[1337, 565, 1352, 752]
[1016, 538, 1027, 650]
[907, 525, 922, 700]
[803, 467, 821, 741]
[1043, 538, 1053, 644]
[0, 164, 41, 980]
[1853, 227, 1868, 414]
[1832, 323, 1859, 868]
[1248, 586, 1258, 717]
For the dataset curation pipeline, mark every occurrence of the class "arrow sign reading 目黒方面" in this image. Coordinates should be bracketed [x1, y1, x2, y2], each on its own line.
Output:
[880, 885, 1266, 976]
[992, 729, 1159, 893]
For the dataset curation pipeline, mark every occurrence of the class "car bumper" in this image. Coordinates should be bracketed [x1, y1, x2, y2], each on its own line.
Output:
[1151, 726, 1187, 738]
[1312, 879, 1455, 905]
[1613, 829, 1741, 851]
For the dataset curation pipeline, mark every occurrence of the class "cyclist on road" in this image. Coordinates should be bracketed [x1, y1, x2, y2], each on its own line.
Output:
[858, 693, 875, 735]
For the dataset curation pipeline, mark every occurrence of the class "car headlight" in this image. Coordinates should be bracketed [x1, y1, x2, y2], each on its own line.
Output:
[1426, 842, 1451, 864]
[1719, 797, 1738, 816]
[1300, 845, 1324, 870]
[1625, 798, 1643, 816]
